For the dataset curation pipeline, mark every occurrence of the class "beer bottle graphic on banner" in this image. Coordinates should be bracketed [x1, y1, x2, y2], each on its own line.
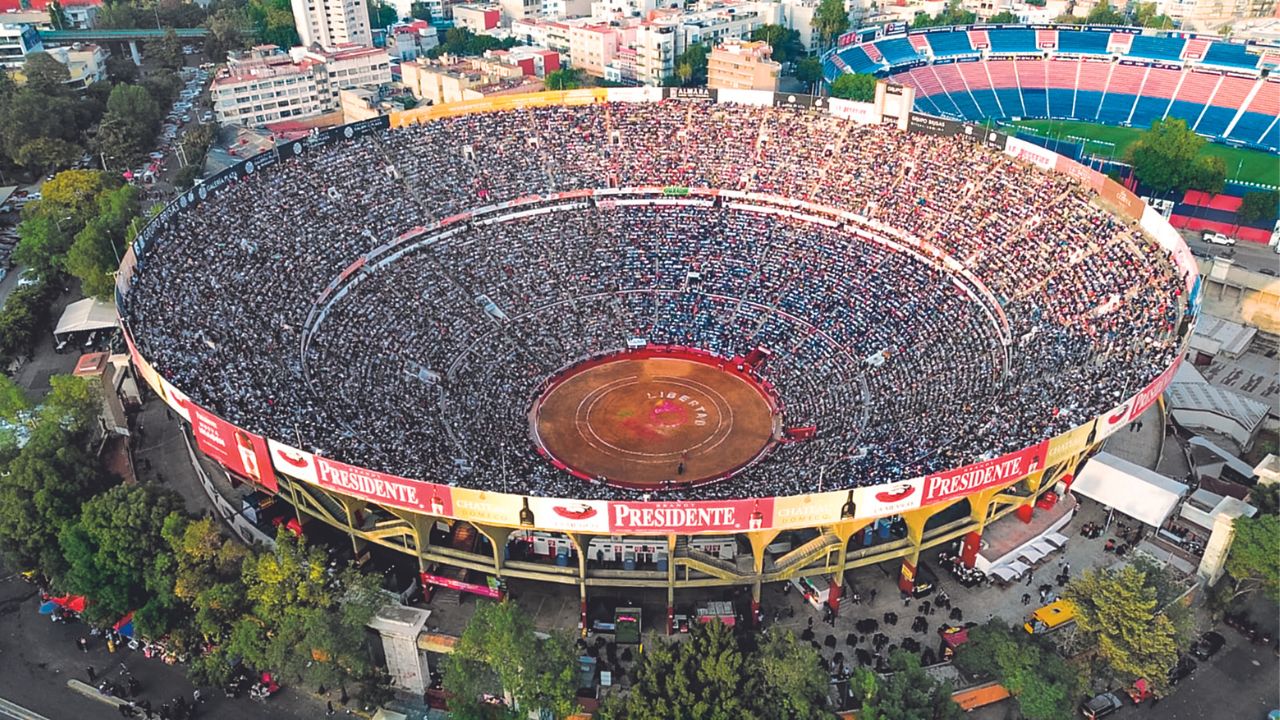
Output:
[431, 490, 445, 516]
[519, 497, 536, 527]
[840, 490, 857, 519]
[748, 500, 764, 530]
[234, 429, 261, 483]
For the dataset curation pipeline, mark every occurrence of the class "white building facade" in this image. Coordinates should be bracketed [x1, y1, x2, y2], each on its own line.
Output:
[291, 0, 374, 49]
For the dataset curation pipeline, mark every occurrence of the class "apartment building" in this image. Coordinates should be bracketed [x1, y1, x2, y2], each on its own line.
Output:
[707, 38, 779, 91]
[211, 45, 391, 126]
[290, 0, 373, 49]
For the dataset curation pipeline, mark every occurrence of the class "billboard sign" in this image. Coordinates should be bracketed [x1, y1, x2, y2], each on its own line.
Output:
[189, 405, 278, 492]
[267, 438, 319, 484]
[921, 442, 1048, 505]
[855, 477, 925, 517]
[314, 456, 453, 516]
[608, 498, 773, 533]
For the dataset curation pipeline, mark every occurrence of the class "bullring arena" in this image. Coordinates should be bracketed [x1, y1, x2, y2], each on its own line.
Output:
[117, 85, 1199, 629]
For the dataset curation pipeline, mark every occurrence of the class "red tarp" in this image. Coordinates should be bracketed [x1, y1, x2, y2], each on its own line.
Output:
[1182, 191, 1244, 212]
[53, 595, 87, 613]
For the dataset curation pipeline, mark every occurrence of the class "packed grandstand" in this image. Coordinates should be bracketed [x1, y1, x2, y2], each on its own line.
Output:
[825, 26, 1279, 151]
[123, 99, 1188, 502]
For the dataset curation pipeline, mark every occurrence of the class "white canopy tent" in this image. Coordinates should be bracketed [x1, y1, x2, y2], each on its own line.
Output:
[54, 298, 118, 337]
[1072, 452, 1188, 528]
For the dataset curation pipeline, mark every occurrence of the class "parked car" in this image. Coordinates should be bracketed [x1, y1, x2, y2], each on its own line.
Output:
[1167, 655, 1197, 686]
[1080, 692, 1124, 719]
[16, 271, 40, 288]
[1202, 231, 1236, 246]
[1191, 631, 1225, 660]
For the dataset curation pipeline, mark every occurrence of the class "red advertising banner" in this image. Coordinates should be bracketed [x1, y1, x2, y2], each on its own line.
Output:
[1094, 397, 1134, 440]
[608, 498, 773, 533]
[854, 478, 925, 517]
[420, 573, 501, 599]
[921, 442, 1048, 505]
[314, 455, 453, 516]
[189, 405, 278, 492]
[1126, 357, 1182, 422]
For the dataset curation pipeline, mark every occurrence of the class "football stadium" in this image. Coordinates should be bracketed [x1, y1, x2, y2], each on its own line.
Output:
[116, 86, 1200, 627]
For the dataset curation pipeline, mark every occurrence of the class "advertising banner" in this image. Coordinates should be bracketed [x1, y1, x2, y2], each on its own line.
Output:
[828, 98, 881, 125]
[421, 572, 501, 599]
[608, 498, 773, 533]
[120, 326, 161, 397]
[1093, 397, 1134, 440]
[907, 113, 961, 136]
[1004, 137, 1058, 171]
[157, 376, 194, 423]
[452, 489, 610, 533]
[921, 441, 1048, 505]
[312, 455, 453, 516]
[189, 405, 278, 492]
[772, 490, 848, 528]
[1045, 421, 1095, 470]
[267, 438, 319, 484]
[1126, 357, 1181, 422]
[854, 477, 926, 518]
[1096, 177, 1142, 221]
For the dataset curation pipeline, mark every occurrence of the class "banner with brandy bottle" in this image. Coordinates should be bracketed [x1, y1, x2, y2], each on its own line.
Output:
[188, 405, 278, 493]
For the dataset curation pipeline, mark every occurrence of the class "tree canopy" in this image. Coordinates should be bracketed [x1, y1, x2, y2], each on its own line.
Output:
[1128, 118, 1226, 195]
[444, 599, 579, 720]
[603, 622, 830, 720]
[427, 27, 519, 58]
[367, 0, 399, 29]
[830, 73, 877, 102]
[1133, 1, 1175, 28]
[1237, 190, 1280, 225]
[850, 650, 964, 720]
[1065, 564, 1183, 694]
[988, 10, 1019, 22]
[750, 24, 804, 63]
[812, 0, 850, 50]
[952, 620, 1082, 720]
[912, 0, 977, 28]
[545, 68, 583, 91]
[1224, 514, 1280, 602]
[1086, 2, 1127, 24]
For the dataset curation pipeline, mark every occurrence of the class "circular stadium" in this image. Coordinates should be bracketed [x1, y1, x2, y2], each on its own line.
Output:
[117, 88, 1199, 604]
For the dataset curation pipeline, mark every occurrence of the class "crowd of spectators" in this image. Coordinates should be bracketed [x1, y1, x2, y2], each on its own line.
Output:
[124, 100, 1186, 501]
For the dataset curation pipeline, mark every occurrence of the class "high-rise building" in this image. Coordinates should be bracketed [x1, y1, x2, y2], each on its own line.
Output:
[291, 0, 373, 49]
[211, 45, 391, 126]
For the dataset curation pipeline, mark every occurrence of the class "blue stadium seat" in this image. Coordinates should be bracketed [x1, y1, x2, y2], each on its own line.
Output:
[946, 89, 983, 119]
[1056, 30, 1110, 56]
[970, 89, 1005, 118]
[994, 87, 1026, 117]
[1127, 36, 1185, 62]
[988, 29, 1037, 54]
[1074, 90, 1105, 120]
[877, 38, 921, 66]
[838, 46, 880, 75]
[1259, 120, 1279, 151]
[1195, 106, 1237, 137]
[913, 94, 949, 118]
[1226, 111, 1273, 145]
[1097, 93, 1138, 124]
[1021, 88, 1050, 118]
[1201, 42, 1260, 70]
[1165, 99, 1207, 127]
[926, 31, 976, 57]
[1130, 95, 1171, 128]
[1047, 88, 1075, 118]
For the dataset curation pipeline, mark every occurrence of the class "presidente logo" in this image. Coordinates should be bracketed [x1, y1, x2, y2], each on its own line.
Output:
[317, 460, 423, 508]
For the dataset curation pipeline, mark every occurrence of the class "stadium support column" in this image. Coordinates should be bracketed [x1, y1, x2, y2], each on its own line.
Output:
[338, 496, 362, 556]
[897, 508, 931, 595]
[129, 40, 142, 66]
[829, 519, 873, 616]
[569, 534, 589, 636]
[666, 534, 676, 635]
[472, 523, 511, 581]
[746, 529, 780, 627]
[959, 488, 1001, 569]
[409, 515, 433, 577]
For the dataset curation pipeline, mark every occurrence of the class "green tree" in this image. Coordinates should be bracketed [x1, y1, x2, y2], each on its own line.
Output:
[246, 0, 300, 48]
[1237, 190, 1280, 224]
[1224, 514, 1280, 601]
[12, 215, 71, 276]
[545, 67, 583, 90]
[410, 1, 432, 20]
[912, 0, 977, 28]
[830, 72, 877, 101]
[953, 620, 1082, 720]
[1086, 1, 1126, 24]
[444, 600, 578, 719]
[813, 0, 850, 49]
[162, 515, 250, 639]
[757, 629, 830, 720]
[1052, 12, 1086, 23]
[750, 24, 804, 64]
[672, 43, 709, 87]
[367, 0, 398, 28]
[0, 382, 104, 574]
[48, 0, 69, 29]
[1133, 2, 1175, 27]
[205, 7, 249, 61]
[1066, 565, 1181, 694]
[228, 531, 385, 693]
[1128, 118, 1210, 194]
[1190, 155, 1226, 195]
[794, 56, 823, 92]
[58, 483, 184, 624]
[851, 650, 964, 720]
[0, 373, 30, 424]
[22, 52, 71, 94]
[34, 169, 110, 224]
[988, 10, 1019, 22]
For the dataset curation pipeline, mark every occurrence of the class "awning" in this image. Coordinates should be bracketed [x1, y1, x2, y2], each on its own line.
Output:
[1029, 539, 1058, 557]
[1072, 452, 1188, 528]
[54, 298, 119, 336]
[1018, 546, 1047, 564]
[1043, 532, 1069, 548]
[988, 566, 1019, 582]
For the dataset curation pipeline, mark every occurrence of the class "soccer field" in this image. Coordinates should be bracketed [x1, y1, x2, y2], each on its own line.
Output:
[1008, 119, 1279, 188]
